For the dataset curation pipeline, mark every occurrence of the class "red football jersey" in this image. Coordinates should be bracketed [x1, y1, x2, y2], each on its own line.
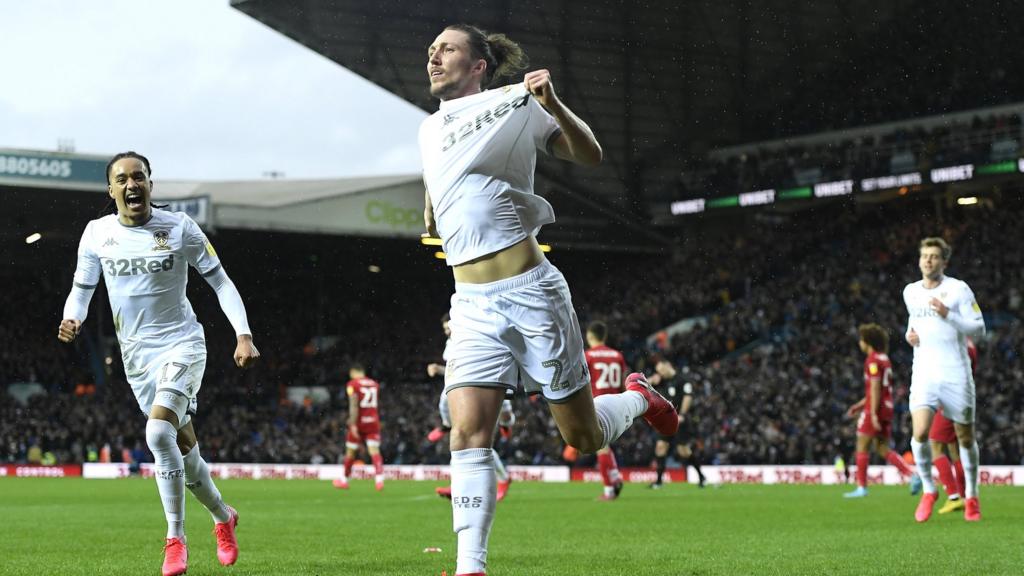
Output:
[347, 377, 380, 425]
[967, 337, 978, 373]
[586, 345, 627, 397]
[863, 351, 894, 420]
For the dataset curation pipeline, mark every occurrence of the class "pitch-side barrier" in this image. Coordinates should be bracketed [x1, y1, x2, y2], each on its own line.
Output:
[60, 464, 1024, 485]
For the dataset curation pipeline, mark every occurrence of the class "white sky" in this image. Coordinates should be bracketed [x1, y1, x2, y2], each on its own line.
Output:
[0, 0, 429, 180]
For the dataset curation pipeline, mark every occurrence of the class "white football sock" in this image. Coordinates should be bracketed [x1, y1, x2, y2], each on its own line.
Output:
[911, 438, 937, 494]
[451, 448, 495, 575]
[491, 449, 508, 483]
[609, 467, 622, 483]
[959, 441, 980, 499]
[146, 419, 185, 538]
[183, 445, 231, 524]
[593, 391, 647, 448]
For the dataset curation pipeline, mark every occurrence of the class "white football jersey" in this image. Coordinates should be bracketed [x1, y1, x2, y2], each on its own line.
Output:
[419, 83, 562, 266]
[70, 209, 221, 374]
[903, 275, 984, 382]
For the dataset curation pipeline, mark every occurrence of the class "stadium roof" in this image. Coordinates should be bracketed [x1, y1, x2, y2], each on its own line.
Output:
[230, 0, 918, 243]
[0, 147, 426, 240]
[155, 173, 419, 208]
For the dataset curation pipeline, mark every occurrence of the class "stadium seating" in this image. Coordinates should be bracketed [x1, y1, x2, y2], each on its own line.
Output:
[3, 162, 1022, 471]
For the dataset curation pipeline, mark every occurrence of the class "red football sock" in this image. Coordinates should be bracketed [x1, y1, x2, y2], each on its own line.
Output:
[933, 455, 957, 497]
[597, 452, 612, 486]
[953, 459, 966, 499]
[885, 451, 914, 477]
[856, 452, 869, 488]
[606, 449, 620, 482]
[343, 455, 354, 477]
[372, 453, 384, 476]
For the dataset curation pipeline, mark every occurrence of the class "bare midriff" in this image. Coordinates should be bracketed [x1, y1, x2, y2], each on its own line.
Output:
[452, 236, 544, 284]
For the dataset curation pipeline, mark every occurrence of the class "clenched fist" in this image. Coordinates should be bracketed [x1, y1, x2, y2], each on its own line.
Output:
[57, 319, 82, 343]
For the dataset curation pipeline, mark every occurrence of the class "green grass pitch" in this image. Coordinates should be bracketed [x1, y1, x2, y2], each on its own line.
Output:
[1, 478, 1019, 575]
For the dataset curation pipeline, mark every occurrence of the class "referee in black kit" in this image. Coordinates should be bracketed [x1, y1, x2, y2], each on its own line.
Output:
[649, 360, 707, 488]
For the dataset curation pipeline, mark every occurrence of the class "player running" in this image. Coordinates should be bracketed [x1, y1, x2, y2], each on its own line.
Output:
[58, 152, 258, 576]
[334, 364, 385, 491]
[420, 24, 677, 576]
[904, 237, 986, 522]
[584, 321, 626, 500]
[930, 337, 977, 513]
[843, 323, 920, 498]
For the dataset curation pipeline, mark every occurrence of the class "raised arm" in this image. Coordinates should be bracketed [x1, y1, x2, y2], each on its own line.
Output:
[524, 69, 603, 166]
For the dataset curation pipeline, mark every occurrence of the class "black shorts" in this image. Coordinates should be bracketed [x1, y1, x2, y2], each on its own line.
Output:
[659, 419, 695, 445]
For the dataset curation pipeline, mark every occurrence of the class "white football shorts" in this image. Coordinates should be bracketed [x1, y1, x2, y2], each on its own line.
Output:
[438, 389, 452, 429]
[909, 374, 976, 424]
[125, 343, 206, 428]
[444, 260, 589, 403]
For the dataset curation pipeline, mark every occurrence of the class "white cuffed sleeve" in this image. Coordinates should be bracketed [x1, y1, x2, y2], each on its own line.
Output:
[63, 222, 101, 321]
[202, 266, 251, 337]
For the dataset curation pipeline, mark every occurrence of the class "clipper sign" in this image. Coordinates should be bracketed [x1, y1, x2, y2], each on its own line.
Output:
[364, 199, 421, 231]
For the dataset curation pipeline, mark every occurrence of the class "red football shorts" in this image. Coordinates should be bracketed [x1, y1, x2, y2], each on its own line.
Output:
[857, 411, 892, 439]
[347, 423, 381, 445]
[929, 409, 957, 444]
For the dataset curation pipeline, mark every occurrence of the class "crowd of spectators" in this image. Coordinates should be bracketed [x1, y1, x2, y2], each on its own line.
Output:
[684, 112, 1022, 198]
[670, 200, 1024, 466]
[3, 193, 1022, 470]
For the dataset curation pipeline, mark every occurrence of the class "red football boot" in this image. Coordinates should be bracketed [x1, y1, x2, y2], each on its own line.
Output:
[162, 537, 188, 576]
[625, 373, 679, 436]
[964, 497, 981, 521]
[496, 478, 511, 502]
[915, 492, 938, 523]
[214, 505, 239, 566]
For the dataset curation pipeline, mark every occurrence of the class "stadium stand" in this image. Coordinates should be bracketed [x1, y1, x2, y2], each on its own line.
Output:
[4, 184, 1021, 468]
[679, 110, 1022, 201]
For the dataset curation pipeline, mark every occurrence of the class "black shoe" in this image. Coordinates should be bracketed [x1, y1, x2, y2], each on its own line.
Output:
[613, 479, 624, 497]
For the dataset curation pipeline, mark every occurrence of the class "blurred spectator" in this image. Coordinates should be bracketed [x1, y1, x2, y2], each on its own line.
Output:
[2, 191, 1021, 469]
